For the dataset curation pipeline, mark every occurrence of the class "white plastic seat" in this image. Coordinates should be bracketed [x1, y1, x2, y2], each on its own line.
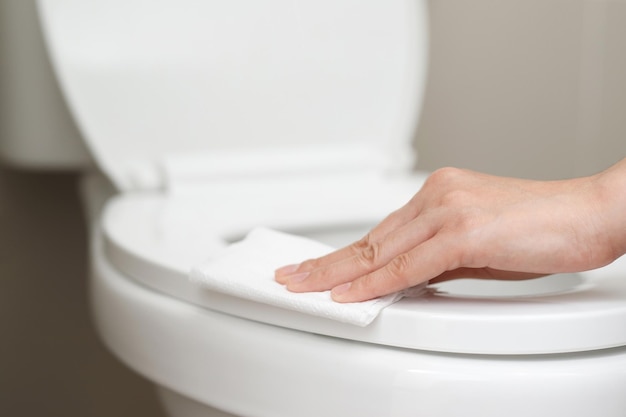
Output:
[99, 172, 626, 355]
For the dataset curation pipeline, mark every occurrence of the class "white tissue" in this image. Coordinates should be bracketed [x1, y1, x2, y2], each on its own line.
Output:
[189, 227, 425, 326]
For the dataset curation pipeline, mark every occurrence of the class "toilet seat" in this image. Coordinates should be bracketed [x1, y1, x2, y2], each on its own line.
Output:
[89, 215, 626, 417]
[91, 199, 626, 417]
[100, 173, 626, 355]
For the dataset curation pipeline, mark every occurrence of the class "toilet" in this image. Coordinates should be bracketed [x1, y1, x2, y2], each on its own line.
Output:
[3, 1, 626, 416]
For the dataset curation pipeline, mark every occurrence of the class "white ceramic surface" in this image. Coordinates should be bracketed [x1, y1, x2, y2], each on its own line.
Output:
[91, 212, 626, 417]
[99, 173, 626, 355]
[37, 0, 427, 190]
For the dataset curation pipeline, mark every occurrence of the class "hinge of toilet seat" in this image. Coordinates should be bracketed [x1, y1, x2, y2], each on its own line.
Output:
[135, 143, 416, 193]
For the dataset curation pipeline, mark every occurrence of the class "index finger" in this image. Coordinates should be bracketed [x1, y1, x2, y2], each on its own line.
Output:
[275, 199, 421, 283]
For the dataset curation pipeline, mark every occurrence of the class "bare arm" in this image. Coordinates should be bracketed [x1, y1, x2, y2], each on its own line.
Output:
[275, 158, 626, 302]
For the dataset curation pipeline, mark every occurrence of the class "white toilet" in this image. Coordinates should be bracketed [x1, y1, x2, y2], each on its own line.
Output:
[3, 1, 626, 416]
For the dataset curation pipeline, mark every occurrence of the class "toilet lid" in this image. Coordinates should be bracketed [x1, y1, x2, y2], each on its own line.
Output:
[37, 0, 427, 191]
[100, 172, 626, 355]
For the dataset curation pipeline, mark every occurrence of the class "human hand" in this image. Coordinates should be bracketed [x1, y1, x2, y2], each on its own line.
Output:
[275, 162, 626, 303]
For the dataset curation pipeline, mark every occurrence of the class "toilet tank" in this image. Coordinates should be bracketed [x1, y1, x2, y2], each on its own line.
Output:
[0, 0, 91, 170]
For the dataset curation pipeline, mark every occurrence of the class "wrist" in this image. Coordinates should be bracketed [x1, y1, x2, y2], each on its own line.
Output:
[592, 158, 626, 261]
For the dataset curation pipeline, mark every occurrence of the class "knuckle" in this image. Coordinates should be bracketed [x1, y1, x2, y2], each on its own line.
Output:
[426, 167, 464, 187]
[351, 233, 373, 255]
[387, 253, 413, 284]
[298, 258, 320, 271]
[357, 241, 382, 268]
[423, 167, 475, 209]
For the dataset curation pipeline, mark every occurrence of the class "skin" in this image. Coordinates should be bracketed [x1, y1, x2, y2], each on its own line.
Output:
[275, 158, 626, 303]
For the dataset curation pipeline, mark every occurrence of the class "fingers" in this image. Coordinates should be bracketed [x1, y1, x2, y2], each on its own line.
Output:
[282, 214, 439, 293]
[275, 195, 423, 285]
[330, 237, 458, 302]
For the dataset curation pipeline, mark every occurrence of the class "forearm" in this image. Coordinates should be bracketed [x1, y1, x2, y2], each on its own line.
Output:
[593, 158, 626, 261]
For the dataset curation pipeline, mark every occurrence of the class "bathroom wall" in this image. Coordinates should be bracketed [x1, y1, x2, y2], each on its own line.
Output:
[1, 1, 625, 417]
[416, 0, 626, 178]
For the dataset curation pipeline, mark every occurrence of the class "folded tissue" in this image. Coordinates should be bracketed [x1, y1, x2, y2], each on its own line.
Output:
[190, 227, 426, 326]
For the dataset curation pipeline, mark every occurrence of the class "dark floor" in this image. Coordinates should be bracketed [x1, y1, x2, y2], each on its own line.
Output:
[0, 167, 166, 417]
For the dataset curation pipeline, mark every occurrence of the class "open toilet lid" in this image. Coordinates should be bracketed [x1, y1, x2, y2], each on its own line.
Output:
[99, 174, 626, 355]
[37, 0, 427, 191]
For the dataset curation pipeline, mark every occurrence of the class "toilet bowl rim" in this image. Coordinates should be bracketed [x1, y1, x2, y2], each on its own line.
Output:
[96, 173, 626, 355]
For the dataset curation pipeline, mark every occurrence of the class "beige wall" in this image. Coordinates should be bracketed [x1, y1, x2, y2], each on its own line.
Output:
[1, 1, 625, 416]
[416, 0, 626, 178]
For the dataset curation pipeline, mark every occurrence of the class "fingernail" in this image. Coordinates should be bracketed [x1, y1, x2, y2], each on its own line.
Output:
[332, 282, 352, 296]
[275, 263, 300, 276]
[287, 272, 310, 284]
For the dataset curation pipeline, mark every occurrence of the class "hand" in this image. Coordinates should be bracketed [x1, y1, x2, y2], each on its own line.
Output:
[275, 161, 626, 303]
